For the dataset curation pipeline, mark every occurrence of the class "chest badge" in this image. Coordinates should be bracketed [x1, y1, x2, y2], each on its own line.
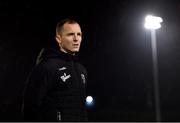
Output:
[59, 67, 67, 71]
[81, 74, 86, 84]
[60, 73, 71, 82]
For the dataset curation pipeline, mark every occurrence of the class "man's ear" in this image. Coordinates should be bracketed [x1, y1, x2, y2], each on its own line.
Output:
[55, 34, 61, 44]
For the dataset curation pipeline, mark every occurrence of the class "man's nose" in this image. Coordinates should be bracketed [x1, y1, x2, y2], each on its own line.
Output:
[73, 35, 78, 41]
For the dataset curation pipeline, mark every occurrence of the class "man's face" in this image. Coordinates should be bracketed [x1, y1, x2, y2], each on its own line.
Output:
[56, 23, 82, 54]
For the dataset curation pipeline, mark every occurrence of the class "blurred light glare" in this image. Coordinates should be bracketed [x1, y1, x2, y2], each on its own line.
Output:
[86, 96, 93, 103]
[144, 23, 161, 29]
[145, 15, 163, 23]
[86, 96, 94, 108]
[144, 15, 163, 29]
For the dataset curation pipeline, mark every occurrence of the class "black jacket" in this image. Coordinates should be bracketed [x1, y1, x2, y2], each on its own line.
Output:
[23, 48, 88, 121]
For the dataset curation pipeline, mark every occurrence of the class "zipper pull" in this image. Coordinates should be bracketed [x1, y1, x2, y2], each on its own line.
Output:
[57, 111, 61, 121]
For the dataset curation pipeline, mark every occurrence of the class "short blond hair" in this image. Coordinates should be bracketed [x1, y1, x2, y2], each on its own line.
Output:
[56, 19, 79, 35]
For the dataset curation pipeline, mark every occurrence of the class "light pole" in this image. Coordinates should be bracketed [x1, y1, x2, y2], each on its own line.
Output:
[144, 15, 163, 122]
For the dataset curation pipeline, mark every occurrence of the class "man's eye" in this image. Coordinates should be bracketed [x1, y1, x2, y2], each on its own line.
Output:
[69, 33, 74, 35]
[77, 33, 82, 36]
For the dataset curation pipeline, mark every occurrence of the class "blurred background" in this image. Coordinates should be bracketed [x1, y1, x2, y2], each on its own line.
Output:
[0, 0, 179, 121]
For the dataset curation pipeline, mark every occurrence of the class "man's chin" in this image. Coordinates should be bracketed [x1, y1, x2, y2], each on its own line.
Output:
[71, 49, 80, 53]
[68, 50, 79, 55]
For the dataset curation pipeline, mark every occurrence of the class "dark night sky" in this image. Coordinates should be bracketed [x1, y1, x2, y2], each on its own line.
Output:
[0, 0, 179, 121]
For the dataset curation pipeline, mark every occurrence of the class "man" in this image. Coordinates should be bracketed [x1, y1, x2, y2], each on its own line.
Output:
[22, 19, 88, 121]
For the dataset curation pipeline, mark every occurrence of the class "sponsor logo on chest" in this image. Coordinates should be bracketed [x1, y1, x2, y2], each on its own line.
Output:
[58, 67, 86, 83]
[58, 67, 71, 82]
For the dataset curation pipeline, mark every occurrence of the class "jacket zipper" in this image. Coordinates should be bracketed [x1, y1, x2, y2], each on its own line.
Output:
[57, 111, 61, 121]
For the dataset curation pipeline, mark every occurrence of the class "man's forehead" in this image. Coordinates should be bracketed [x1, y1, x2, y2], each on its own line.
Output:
[63, 23, 81, 31]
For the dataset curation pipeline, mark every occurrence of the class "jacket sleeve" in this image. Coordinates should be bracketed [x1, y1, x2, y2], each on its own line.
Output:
[22, 64, 49, 121]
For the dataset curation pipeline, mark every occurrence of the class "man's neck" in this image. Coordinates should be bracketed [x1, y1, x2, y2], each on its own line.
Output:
[60, 48, 76, 56]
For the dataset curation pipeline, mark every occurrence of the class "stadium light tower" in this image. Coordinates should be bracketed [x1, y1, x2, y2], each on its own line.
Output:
[144, 15, 163, 122]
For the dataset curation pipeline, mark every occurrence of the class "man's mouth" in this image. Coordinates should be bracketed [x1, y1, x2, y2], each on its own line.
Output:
[73, 44, 79, 47]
